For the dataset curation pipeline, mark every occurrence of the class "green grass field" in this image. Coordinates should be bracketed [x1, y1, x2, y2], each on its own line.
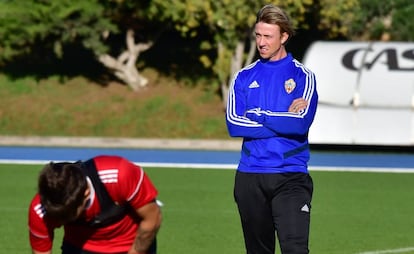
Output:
[2, 164, 414, 254]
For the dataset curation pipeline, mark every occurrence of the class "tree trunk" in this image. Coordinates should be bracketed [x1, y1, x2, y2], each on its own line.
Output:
[221, 38, 256, 109]
[98, 29, 153, 91]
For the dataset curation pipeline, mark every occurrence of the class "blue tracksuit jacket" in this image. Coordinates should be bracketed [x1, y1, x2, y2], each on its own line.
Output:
[226, 54, 318, 173]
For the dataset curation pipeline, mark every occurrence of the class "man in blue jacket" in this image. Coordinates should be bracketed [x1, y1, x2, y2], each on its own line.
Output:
[226, 4, 318, 254]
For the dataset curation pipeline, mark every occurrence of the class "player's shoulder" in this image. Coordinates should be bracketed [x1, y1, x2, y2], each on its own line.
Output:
[238, 59, 261, 75]
[93, 155, 124, 164]
[292, 58, 314, 74]
[29, 194, 46, 219]
[93, 155, 143, 184]
[29, 194, 41, 207]
[93, 155, 136, 171]
[93, 155, 140, 170]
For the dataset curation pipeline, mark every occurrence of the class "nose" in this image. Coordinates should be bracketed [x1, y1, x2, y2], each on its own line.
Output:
[256, 37, 264, 47]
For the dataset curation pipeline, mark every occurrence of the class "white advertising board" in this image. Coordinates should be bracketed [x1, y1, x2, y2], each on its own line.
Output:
[303, 41, 414, 146]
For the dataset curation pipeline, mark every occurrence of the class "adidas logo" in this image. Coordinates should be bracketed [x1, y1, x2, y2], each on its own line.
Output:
[248, 81, 260, 88]
[301, 204, 310, 213]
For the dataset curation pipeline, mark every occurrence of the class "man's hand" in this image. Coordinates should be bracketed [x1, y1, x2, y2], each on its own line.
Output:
[288, 98, 308, 113]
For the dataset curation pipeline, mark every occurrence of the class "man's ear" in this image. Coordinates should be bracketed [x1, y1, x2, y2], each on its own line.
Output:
[84, 184, 91, 199]
[281, 32, 289, 45]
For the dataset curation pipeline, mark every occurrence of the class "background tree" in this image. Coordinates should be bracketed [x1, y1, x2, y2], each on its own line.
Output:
[310, 0, 359, 39]
[0, 0, 115, 72]
[149, 0, 360, 107]
[1, 0, 410, 97]
[0, 0, 157, 90]
[351, 0, 414, 41]
[97, 0, 167, 90]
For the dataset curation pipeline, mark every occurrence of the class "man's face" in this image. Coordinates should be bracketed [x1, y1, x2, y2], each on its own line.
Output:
[255, 22, 288, 61]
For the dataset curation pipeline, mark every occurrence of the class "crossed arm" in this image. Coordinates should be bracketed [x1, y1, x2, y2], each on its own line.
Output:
[227, 97, 310, 138]
[244, 97, 314, 135]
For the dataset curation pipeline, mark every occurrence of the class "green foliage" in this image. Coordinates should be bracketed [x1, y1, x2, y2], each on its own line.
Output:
[317, 0, 360, 38]
[149, 0, 366, 93]
[351, 0, 414, 41]
[390, 0, 414, 40]
[0, 0, 116, 64]
[150, 0, 315, 48]
[0, 0, 413, 95]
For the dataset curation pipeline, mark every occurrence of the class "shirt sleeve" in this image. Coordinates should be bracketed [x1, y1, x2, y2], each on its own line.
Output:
[245, 71, 318, 136]
[226, 71, 277, 139]
[28, 195, 59, 252]
[116, 157, 158, 209]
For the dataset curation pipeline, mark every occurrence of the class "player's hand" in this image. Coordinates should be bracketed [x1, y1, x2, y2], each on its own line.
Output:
[288, 98, 308, 113]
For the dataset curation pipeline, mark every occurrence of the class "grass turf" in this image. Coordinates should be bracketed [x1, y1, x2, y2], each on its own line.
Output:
[2, 164, 414, 253]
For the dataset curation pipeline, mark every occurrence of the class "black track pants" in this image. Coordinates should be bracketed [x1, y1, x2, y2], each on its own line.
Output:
[234, 171, 313, 254]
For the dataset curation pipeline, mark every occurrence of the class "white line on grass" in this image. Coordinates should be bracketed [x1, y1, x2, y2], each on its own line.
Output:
[1, 159, 414, 173]
[0, 159, 238, 169]
[309, 166, 414, 173]
[356, 247, 414, 254]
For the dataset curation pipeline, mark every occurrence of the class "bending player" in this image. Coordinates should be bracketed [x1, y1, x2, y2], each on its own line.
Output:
[28, 155, 162, 254]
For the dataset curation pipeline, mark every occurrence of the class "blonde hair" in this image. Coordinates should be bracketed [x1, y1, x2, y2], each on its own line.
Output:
[256, 5, 295, 38]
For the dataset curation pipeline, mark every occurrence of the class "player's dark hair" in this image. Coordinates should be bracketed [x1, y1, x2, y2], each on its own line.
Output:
[256, 4, 295, 41]
[38, 162, 87, 224]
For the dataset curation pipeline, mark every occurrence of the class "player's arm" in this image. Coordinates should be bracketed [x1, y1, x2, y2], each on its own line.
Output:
[30, 231, 53, 254]
[29, 229, 54, 254]
[246, 96, 317, 135]
[226, 75, 276, 138]
[245, 74, 318, 135]
[29, 195, 55, 254]
[129, 201, 162, 254]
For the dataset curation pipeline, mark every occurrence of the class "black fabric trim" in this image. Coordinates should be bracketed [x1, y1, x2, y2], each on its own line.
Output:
[72, 159, 127, 228]
[283, 144, 309, 159]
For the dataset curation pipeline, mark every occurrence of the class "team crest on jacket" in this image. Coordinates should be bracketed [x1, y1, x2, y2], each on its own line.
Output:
[284, 78, 296, 94]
